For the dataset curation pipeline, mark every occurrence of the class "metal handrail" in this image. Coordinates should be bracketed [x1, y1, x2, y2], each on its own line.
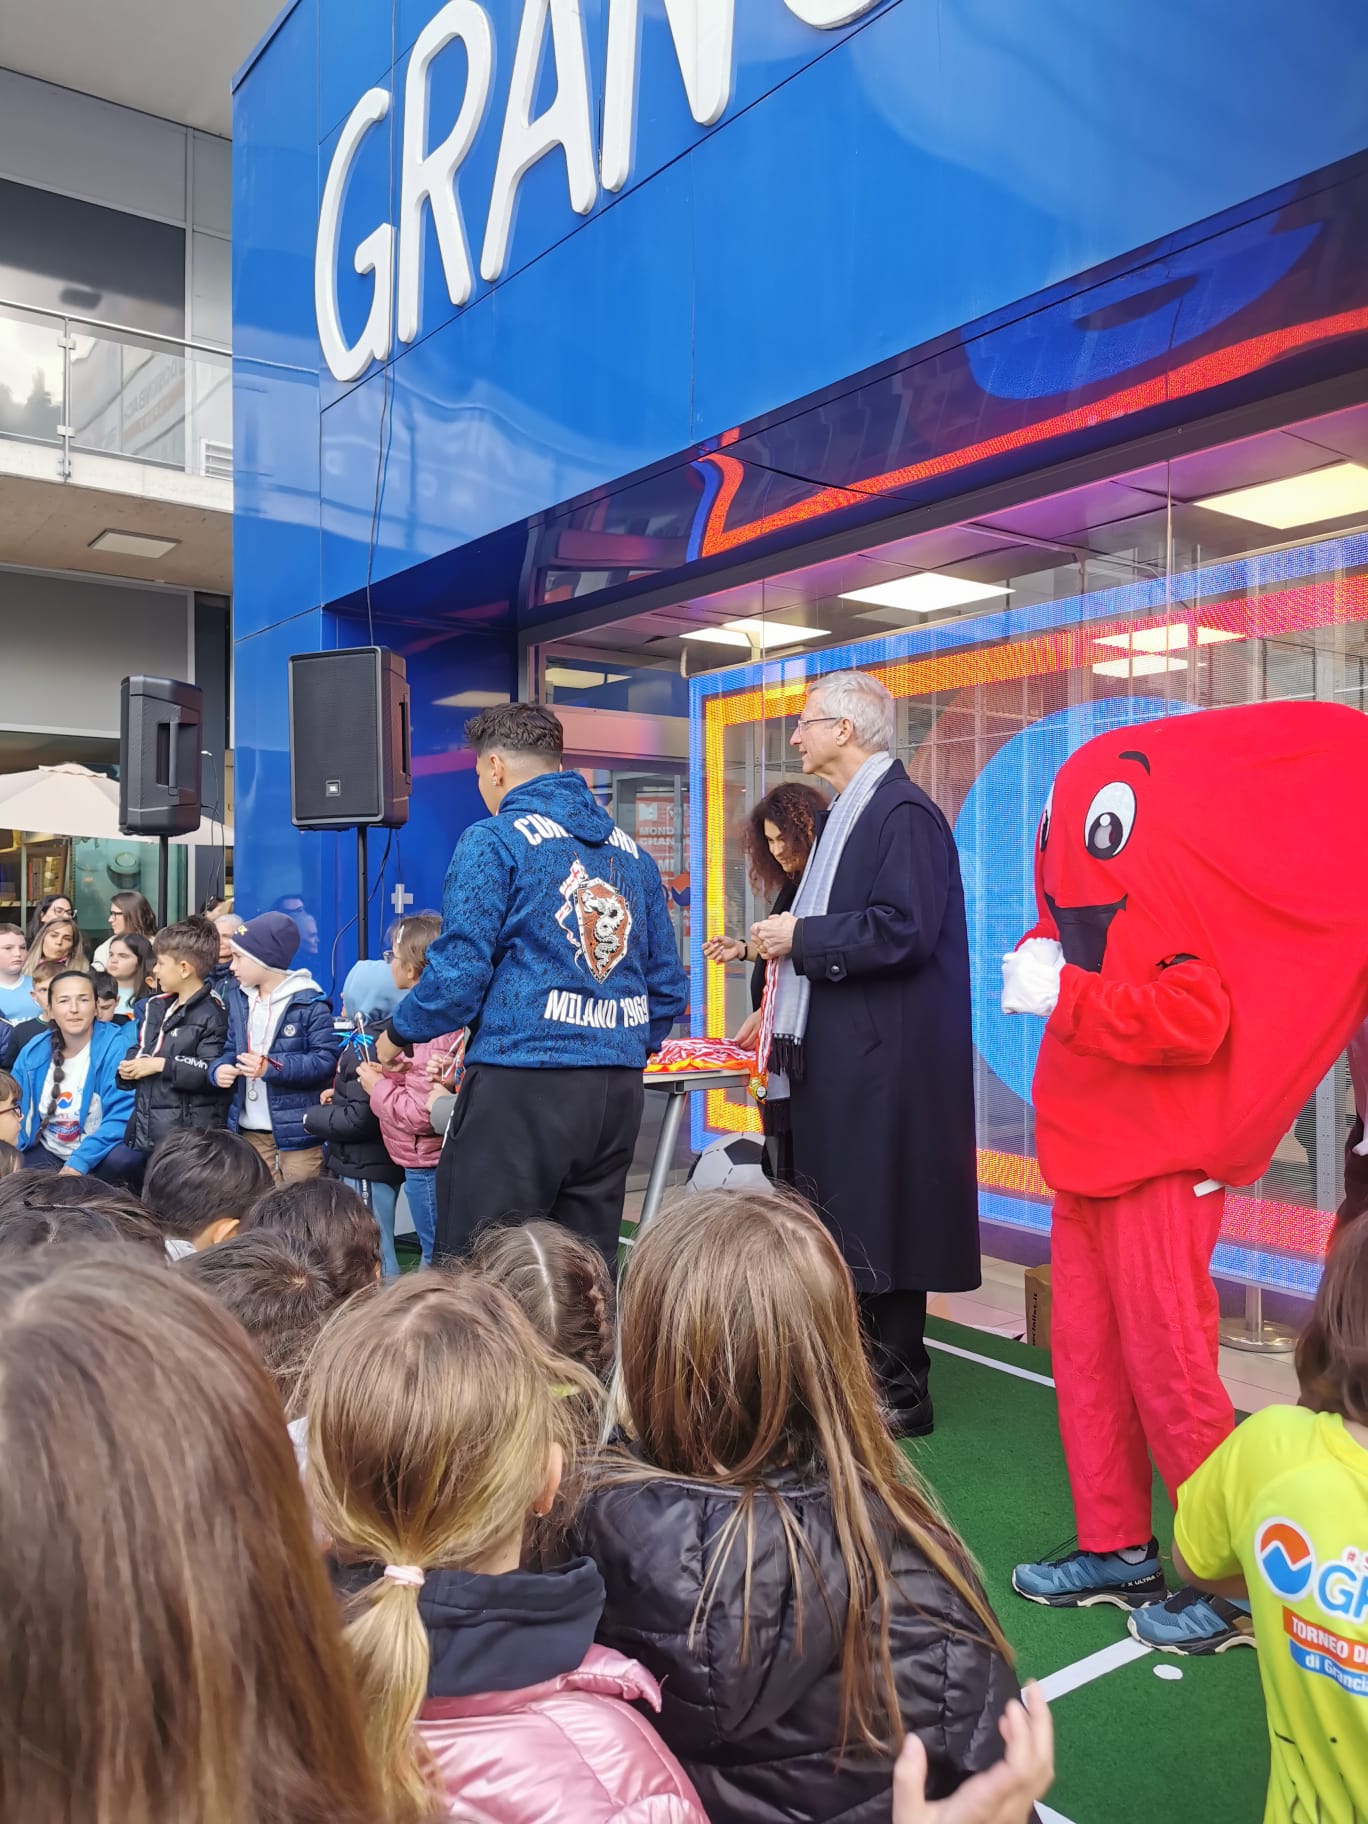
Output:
[0, 295, 229, 360]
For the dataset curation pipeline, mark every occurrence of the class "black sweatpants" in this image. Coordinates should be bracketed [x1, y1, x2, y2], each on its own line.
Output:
[434, 1063, 645, 1268]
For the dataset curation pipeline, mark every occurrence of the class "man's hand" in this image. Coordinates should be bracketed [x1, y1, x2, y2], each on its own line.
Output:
[733, 1009, 763, 1050]
[356, 1060, 386, 1095]
[751, 912, 798, 961]
[214, 1063, 239, 1089]
[893, 1686, 1053, 1824]
[118, 1057, 164, 1082]
[375, 1030, 402, 1066]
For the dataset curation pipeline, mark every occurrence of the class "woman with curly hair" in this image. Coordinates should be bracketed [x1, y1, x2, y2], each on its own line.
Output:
[703, 780, 827, 1048]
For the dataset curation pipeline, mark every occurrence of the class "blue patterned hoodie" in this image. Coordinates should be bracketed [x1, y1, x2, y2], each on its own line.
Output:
[389, 772, 688, 1070]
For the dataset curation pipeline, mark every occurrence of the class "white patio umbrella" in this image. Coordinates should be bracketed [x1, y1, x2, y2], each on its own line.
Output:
[0, 764, 232, 845]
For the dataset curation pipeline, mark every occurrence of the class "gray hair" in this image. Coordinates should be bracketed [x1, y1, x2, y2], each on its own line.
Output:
[808, 671, 896, 755]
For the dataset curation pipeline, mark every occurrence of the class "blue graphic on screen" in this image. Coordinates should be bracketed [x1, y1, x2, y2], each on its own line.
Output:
[965, 216, 1320, 401]
[955, 696, 1197, 1105]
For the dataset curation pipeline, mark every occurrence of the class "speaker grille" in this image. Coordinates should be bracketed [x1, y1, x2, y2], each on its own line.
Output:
[290, 648, 412, 828]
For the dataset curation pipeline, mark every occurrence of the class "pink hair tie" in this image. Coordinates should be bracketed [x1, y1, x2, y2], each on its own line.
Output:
[383, 1565, 425, 1589]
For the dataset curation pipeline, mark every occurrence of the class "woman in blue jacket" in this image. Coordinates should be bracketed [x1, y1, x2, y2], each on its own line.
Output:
[13, 971, 136, 1177]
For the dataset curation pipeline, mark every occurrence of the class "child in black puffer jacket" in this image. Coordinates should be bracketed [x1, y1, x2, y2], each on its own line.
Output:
[301, 962, 404, 1277]
[574, 1184, 1026, 1824]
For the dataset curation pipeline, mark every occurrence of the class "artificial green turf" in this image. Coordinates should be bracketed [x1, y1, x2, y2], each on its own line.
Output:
[915, 1317, 1271, 1824]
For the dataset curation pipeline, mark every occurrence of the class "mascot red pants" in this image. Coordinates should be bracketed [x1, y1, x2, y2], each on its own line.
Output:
[1005, 702, 1368, 1551]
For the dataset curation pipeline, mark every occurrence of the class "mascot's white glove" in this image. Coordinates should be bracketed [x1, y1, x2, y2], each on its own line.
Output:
[1001, 937, 1066, 1017]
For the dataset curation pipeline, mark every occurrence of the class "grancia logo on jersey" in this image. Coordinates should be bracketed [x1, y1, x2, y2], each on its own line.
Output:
[315, 0, 883, 382]
[1256, 1518, 1368, 1621]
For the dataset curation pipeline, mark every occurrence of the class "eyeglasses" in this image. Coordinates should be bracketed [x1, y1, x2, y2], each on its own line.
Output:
[794, 715, 842, 730]
[0, 1100, 20, 1117]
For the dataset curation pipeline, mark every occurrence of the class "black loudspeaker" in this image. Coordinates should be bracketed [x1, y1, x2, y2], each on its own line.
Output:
[119, 676, 204, 837]
[288, 647, 411, 829]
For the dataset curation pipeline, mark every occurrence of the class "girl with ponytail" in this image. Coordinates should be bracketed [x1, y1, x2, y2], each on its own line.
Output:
[575, 1184, 1026, 1824]
[304, 1272, 706, 1824]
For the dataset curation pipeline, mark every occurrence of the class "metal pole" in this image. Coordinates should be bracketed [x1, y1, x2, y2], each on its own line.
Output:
[1220, 1283, 1296, 1355]
[638, 1090, 688, 1237]
[357, 825, 370, 962]
[156, 836, 170, 928]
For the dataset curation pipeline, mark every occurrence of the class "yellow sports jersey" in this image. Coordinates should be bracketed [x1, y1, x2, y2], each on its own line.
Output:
[1175, 1405, 1368, 1824]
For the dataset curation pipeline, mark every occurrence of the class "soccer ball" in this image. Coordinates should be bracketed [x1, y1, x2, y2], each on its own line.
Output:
[687, 1135, 769, 1193]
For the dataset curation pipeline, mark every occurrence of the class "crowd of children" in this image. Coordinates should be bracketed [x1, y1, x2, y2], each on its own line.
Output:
[0, 895, 459, 1236]
[0, 1109, 1061, 1824]
[1, 894, 1364, 1824]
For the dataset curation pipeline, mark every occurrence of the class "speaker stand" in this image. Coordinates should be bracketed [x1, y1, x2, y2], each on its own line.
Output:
[156, 835, 170, 929]
[356, 825, 370, 962]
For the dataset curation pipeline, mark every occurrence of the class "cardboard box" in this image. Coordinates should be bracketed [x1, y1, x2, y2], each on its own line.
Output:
[1024, 1263, 1052, 1351]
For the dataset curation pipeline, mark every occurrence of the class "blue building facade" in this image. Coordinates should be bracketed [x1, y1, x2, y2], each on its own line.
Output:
[231, 0, 1368, 958]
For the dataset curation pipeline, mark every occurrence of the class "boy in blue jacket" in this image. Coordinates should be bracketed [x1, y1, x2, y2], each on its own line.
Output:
[377, 702, 688, 1265]
[214, 912, 339, 1184]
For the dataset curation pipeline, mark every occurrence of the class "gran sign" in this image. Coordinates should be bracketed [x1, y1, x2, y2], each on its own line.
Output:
[315, 0, 881, 382]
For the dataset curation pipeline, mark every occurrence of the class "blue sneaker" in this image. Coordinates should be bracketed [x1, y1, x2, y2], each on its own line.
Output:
[1013, 1538, 1166, 1610]
[1128, 1587, 1256, 1654]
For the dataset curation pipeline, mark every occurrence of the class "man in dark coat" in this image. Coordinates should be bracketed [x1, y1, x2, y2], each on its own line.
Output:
[752, 670, 980, 1434]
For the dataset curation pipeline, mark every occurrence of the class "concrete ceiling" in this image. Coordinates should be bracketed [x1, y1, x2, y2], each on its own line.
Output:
[0, 0, 285, 136]
[0, 474, 231, 590]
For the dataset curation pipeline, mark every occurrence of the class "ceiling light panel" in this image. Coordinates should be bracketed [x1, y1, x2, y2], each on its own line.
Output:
[1195, 463, 1368, 529]
[1091, 655, 1188, 678]
[839, 573, 1013, 614]
[88, 529, 180, 559]
[681, 620, 828, 650]
[1092, 625, 1243, 653]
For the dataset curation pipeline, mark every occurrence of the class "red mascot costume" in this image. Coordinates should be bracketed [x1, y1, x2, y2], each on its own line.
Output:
[1005, 701, 1368, 1649]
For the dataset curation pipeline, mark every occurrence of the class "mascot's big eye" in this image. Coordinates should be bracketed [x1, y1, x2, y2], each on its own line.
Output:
[1038, 785, 1054, 853]
[1084, 781, 1137, 859]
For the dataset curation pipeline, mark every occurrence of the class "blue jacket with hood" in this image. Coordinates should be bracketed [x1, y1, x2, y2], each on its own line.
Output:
[390, 772, 688, 1069]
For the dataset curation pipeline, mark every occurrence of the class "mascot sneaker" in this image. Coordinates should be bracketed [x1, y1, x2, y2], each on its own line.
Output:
[1127, 1587, 1255, 1654]
[1013, 1540, 1166, 1609]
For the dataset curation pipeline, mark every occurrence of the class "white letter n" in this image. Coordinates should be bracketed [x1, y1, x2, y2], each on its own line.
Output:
[601, 0, 735, 193]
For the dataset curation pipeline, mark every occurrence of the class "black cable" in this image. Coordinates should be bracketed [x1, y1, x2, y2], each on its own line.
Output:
[362, 0, 399, 650]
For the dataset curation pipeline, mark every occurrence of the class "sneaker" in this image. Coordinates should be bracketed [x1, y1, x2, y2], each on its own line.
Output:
[1012, 1539, 1167, 1610]
[1128, 1587, 1256, 1654]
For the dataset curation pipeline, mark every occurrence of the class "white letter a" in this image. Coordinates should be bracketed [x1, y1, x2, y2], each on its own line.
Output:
[480, 0, 598, 284]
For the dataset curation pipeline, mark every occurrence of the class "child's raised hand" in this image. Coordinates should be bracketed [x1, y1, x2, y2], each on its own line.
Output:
[892, 1687, 1052, 1824]
[356, 1061, 385, 1096]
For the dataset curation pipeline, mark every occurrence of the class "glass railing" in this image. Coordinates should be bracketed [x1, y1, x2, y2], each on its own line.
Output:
[0, 297, 231, 481]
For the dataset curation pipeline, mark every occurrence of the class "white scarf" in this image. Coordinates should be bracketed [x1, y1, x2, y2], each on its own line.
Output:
[766, 751, 895, 1100]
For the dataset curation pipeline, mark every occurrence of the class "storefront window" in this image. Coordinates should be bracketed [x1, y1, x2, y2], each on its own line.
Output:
[547, 402, 1368, 1285]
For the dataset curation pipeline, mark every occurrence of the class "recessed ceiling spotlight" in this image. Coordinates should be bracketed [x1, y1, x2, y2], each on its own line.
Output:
[839, 573, 1012, 615]
[88, 529, 180, 560]
[1195, 463, 1368, 529]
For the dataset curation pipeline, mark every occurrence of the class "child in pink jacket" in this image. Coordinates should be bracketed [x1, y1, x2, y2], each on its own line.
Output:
[358, 914, 463, 1266]
[305, 1269, 707, 1824]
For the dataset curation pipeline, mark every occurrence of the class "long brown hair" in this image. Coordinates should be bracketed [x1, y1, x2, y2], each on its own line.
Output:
[601, 1185, 1012, 1758]
[0, 1251, 386, 1824]
[1297, 1214, 1368, 1424]
[25, 917, 87, 975]
[305, 1272, 597, 1824]
[743, 782, 827, 897]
